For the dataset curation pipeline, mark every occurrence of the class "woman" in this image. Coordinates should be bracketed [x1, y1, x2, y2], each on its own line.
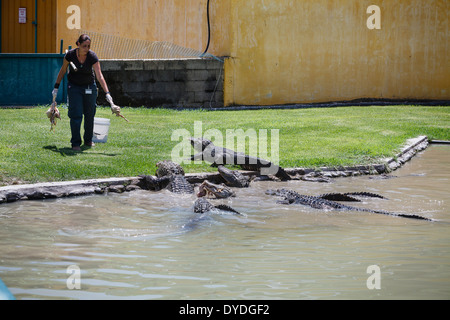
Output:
[53, 34, 120, 151]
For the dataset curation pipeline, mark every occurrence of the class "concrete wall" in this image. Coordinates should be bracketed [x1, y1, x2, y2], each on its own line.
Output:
[98, 59, 223, 108]
[224, 0, 449, 106]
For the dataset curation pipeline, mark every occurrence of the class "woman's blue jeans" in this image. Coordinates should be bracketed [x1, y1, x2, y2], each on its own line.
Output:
[67, 82, 97, 147]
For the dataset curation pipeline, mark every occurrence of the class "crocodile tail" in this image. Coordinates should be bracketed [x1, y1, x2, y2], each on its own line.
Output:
[345, 192, 387, 199]
[214, 204, 242, 215]
[379, 211, 434, 221]
[359, 207, 434, 221]
[394, 213, 434, 221]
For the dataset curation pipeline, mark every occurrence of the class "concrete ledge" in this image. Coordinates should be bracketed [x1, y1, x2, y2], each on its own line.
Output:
[0, 177, 137, 193]
[189, 135, 429, 181]
[384, 136, 429, 171]
[0, 177, 138, 203]
[284, 135, 429, 180]
[0, 136, 434, 204]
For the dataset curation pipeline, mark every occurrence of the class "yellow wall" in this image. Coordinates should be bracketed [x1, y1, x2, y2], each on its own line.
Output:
[224, 0, 449, 105]
[51, 0, 449, 105]
[55, 0, 231, 57]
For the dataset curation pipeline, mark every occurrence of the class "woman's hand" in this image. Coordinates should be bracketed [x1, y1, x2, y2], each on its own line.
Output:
[52, 89, 58, 101]
[106, 93, 121, 115]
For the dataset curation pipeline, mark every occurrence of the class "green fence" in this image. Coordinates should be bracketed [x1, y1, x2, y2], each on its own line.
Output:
[0, 54, 67, 106]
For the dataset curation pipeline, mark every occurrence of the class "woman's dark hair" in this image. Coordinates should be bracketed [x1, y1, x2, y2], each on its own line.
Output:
[76, 34, 91, 46]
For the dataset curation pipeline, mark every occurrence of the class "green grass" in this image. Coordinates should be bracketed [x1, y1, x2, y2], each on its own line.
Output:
[0, 105, 449, 186]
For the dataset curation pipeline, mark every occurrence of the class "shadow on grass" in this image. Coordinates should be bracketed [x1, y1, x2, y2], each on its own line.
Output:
[43, 145, 119, 157]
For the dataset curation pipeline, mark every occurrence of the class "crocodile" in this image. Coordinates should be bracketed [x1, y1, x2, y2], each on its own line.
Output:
[266, 189, 433, 221]
[217, 165, 250, 188]
[138, 160, 194, 194]
[189, 137, 292, 181]
[197, 180, 236, 199]
[193, 197, 242, 215]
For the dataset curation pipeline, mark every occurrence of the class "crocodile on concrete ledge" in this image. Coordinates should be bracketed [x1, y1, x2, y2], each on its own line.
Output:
[266, 189, 434, 221]
[217, 165, 250, 188]
[189, 137, 292, 181]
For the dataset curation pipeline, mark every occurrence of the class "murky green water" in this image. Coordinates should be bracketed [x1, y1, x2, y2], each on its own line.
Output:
[0, 145, 449, 300]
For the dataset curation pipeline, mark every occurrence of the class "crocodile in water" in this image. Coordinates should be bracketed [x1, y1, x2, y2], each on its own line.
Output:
[197, 180, 235, 199]
[193, 197, 242, 215]
[266, 189, 433, 221]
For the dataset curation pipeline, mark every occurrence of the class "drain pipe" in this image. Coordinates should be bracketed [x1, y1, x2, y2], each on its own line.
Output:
[200, 0, 224, 62]
[202, 0, 211, 55]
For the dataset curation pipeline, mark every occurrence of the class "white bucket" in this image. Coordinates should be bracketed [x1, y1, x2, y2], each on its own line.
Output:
[92, 117, 110, 143]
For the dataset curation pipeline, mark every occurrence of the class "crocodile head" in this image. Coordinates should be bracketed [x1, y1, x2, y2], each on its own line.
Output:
[193, 197, 214, 213]
[189, 137, 214, 152]
[197, 180, 235, 199]
[156, 160, 185, 177]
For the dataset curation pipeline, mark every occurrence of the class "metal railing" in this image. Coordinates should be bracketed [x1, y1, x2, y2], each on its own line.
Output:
[79, 30, 222, 61]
